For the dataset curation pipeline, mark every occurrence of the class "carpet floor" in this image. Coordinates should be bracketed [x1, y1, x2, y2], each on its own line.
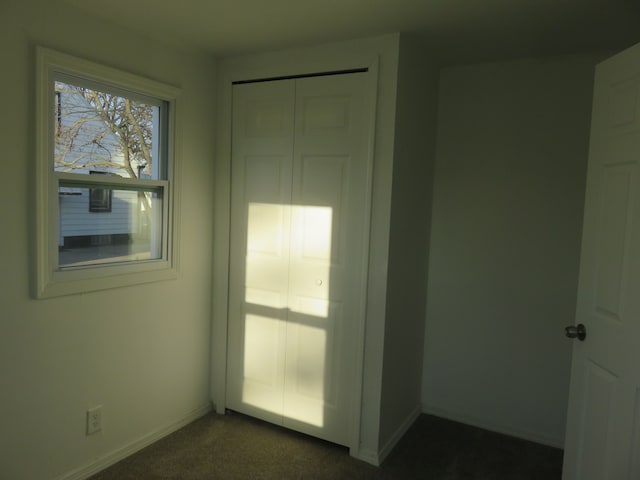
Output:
[88, 411, 563, 479]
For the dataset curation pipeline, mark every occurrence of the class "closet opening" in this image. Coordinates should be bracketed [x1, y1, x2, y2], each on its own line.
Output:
[226, 71, 372, 447]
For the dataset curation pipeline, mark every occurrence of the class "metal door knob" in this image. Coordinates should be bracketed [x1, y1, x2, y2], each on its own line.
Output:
[565, 323, 587, 341]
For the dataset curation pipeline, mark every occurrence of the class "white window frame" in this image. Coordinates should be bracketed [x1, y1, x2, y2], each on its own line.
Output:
[35, 47, 181, 298]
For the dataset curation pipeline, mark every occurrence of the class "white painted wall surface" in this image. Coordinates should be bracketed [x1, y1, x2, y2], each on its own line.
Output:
[421, 53, 608, 447]
[0, 1, 216, 478]
[378, 34, 439, 456]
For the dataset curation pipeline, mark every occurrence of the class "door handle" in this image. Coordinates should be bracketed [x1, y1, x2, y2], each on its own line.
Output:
[565, 323, 586, 341]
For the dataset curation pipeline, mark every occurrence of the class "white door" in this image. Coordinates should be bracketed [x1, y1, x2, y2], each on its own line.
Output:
[563, 42, 640, 479]
[226, 79, 294, 427]
[226, 72, 372, 446]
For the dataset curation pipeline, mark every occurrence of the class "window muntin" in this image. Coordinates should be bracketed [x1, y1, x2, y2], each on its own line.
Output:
[36, 47, 180, 298]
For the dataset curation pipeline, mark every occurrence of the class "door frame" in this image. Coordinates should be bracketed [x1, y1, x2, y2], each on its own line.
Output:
[211, 35, 399, 460]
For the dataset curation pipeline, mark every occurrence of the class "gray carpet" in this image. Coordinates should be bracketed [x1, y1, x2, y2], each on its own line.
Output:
[88, 411, 563, 479]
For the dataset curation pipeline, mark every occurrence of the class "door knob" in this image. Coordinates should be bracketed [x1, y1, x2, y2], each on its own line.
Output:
[565, 323, 586, 341]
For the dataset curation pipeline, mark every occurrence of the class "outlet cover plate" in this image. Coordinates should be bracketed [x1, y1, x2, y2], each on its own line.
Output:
[86, 405, 102, 435]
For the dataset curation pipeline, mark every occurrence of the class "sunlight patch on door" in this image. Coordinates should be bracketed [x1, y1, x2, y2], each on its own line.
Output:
[241, 314, 283, 416]
[246, 202, 285, 257]
[241, 203, 333, 427]
[286, 323, 326, 427]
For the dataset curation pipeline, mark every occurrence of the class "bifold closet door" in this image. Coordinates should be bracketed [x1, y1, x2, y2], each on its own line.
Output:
[226, 79, 295, 428]
[226, 72, 370, 446]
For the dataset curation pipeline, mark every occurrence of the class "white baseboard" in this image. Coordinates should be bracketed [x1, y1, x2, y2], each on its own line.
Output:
[55, 403, 213, 480]
[351, 447, 380, 466]
[377, 404, 421, 464]
[352, 404, 421, 466]
[421, 404, 564, 449]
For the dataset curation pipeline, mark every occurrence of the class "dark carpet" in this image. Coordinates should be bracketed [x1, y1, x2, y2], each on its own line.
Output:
[88, 411, 563, 479]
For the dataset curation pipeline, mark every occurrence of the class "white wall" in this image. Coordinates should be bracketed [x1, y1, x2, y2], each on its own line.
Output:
[0, 1, 216, 479]
[421, 53, 608, 447]
[378, 34, 439, 454]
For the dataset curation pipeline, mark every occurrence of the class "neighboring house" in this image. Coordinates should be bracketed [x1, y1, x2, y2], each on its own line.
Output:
[54, 83, 150, 249]
[57, 185, 141, 249]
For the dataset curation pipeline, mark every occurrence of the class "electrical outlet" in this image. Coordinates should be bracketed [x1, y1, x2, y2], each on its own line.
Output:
[86, 405, 102, 435]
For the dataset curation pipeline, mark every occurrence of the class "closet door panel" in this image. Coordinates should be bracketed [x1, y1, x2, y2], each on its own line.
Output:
[284, 301, 342, 429]
[226, 80, 295, 423]
[284, 73, 370, 445]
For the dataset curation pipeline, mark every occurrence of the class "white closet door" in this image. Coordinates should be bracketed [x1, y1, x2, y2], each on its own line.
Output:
[226, 80, 295, 425]
[227, 72, 371, 446]
[283, 73, 370, 445]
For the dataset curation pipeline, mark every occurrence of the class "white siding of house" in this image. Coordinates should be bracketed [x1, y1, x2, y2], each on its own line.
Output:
[58, 189, 140, 244]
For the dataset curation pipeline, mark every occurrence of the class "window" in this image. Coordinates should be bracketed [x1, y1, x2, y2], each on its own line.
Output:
[88, 172, 113, 212]
[36, 47, 181, 298]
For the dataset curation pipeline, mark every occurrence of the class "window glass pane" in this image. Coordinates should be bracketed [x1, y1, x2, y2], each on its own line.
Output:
[58, 184, 163, 267]
[54, 81, 161, 180]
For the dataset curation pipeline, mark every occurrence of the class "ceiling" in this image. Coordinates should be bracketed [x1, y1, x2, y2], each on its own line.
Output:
[63, 0, 640, 64]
